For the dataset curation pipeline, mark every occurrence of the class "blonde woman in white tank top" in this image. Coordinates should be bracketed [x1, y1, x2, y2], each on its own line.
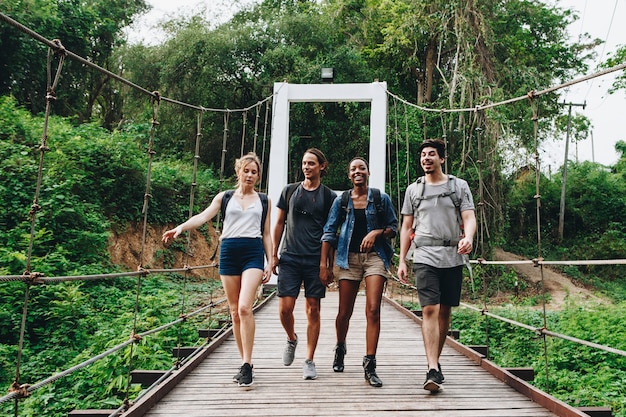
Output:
[162, 152, 272, 387]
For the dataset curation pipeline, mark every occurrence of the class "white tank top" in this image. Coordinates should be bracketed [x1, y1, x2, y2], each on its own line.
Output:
[220, 195, 263, 240]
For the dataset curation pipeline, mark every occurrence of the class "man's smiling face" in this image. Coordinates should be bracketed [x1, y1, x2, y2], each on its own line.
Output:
[420, 146, 443, 174]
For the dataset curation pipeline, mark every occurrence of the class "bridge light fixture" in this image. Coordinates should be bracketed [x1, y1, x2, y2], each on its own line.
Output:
[321, 67, 334, 83]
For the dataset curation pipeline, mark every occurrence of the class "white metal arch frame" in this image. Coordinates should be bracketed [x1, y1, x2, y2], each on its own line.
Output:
[267, 81, 388, 230]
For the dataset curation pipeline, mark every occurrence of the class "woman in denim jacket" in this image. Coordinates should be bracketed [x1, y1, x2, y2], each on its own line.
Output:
[320, 157, 397, 387]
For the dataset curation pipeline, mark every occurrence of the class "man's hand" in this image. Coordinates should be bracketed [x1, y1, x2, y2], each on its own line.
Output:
[457, 236, 473, 255]
[397, 261, 410, 284]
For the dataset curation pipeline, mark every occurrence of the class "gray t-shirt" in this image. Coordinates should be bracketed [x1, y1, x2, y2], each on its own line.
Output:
[401, 177, 474, 268]
[277, 184, 335, 258]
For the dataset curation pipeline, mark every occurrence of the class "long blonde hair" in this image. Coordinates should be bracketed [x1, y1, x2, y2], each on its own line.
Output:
[235, 152, 262, 187]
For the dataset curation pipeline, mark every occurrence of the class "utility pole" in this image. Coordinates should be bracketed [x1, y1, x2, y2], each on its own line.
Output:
[558, 101, 586, 242]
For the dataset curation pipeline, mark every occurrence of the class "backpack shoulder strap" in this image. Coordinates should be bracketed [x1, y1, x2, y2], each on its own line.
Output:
[221, 190, 235, 220]
[369, 187, 385, 227]
[447, 175, 461, 208]
[338, 190, 350, 224]
[371, 187, 382, 208]
[410, 176, 426, 210]
[284, 182, 301, 213]
[259, 192, 268, 233]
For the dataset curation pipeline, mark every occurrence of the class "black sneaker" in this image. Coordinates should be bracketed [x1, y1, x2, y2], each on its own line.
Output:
[238, 363, 253, 387]
[233, 364, 254, 383]
[438, 362, 445, 382]
[423, 368, 443, 392]
[333, 343, 346, 372]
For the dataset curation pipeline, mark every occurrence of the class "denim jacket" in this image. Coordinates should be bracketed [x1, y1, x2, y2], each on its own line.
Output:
[321, 188, 398, 270]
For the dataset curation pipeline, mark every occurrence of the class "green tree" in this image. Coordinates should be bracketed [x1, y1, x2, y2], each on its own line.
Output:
[0, 0, 149, 125]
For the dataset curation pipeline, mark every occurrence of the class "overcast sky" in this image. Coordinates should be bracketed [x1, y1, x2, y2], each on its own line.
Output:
[126, 0, 626, 167]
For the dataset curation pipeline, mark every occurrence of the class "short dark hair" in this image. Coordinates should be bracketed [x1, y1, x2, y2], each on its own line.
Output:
[348, 156, 369, 172]
[418, 139, 445, 159]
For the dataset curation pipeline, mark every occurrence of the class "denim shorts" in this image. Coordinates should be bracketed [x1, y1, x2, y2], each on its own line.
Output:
[337, 252, 389, 281]
[412, 263, 463, 307]
[277, 253, 326, 299]
[219, 238, 264, 275]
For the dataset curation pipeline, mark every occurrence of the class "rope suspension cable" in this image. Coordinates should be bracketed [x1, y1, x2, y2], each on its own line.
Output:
[403, 103, 411, 191]
[240, 110, 248, 157]
[209, 111, 231, 263]
[9, 40, 68, 415]
[0, 299, 226, 405]
[118, 94, 163, 408]
[387, 99, 394, 191]
[474, 118, 493, 362]
[253, 104, 260, 153]
[382, 60, 626, 114]
[441, 111, 449, 174]
[1, 266, 228, 284]
[527, 94, 553, 393]
[171, 110, 205, 367]
[186, 111, 204, 254]
[260, 99, 271, 193]
[391, 98, 402, 216]
[459, 302, 626, 357]
[386, 123, 392, 195]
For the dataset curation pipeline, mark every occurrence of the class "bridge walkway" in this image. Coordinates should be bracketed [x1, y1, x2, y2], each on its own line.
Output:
[127, 290, 584, 417]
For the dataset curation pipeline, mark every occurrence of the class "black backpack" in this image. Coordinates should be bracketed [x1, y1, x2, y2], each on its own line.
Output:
[338, 188, 385, 228]
[220, 190, 269, 232]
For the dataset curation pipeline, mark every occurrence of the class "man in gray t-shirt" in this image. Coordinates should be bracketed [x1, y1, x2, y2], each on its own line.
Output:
[271, 148, 336, 381]
[397, 139, 476, 393]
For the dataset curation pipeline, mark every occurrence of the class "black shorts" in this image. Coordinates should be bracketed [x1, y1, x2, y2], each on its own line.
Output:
[412, 263, 463, 307]
[277, 253, 326, 299]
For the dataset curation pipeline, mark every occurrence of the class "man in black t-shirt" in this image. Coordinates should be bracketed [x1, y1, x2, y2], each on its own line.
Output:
[271, 148, 336, 381]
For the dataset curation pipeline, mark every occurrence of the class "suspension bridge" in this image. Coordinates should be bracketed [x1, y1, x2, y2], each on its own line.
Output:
[1, 10, 625, 417]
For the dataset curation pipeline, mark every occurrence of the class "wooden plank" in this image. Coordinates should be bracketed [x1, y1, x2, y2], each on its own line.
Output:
[131, 370, 166, 387]
[468, 345, 489, 357]
[171, 347, 197, 358]
[197, 329, 220, 339]
[577, 407, 613, 417]
[505, 367, 535, 381]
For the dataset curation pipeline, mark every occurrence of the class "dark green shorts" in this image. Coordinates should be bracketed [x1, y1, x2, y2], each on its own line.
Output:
[412, 263, 463, 307]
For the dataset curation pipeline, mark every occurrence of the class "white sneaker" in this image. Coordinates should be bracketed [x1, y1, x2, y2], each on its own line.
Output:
[283, 334, 298, 366]
[303, 359, 317, 380]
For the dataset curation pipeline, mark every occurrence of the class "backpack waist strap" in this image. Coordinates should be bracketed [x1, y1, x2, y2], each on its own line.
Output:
[413, 237, 460, 247]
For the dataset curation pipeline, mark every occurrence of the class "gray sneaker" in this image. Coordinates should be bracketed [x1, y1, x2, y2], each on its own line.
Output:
[283, 334, 298, 366]
[303, 359, 317, 380]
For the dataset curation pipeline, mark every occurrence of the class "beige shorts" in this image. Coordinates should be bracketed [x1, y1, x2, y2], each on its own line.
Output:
[337, 252, 390, 281]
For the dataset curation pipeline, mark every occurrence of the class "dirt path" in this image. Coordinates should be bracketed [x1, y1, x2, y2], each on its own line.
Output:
[493, 248, 605, 308]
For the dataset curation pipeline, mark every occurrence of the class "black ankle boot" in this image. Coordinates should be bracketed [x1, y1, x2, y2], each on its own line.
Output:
[333, 343, 346, 372]
[363, 355, 383, 387]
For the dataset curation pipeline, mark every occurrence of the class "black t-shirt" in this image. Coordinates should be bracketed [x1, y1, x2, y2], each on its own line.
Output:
[349, 208, 368, 253]
[277, 184, 335, 257]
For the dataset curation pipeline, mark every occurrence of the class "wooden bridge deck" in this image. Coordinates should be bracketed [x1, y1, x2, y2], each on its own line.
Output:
[127, 290, 586, 417]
